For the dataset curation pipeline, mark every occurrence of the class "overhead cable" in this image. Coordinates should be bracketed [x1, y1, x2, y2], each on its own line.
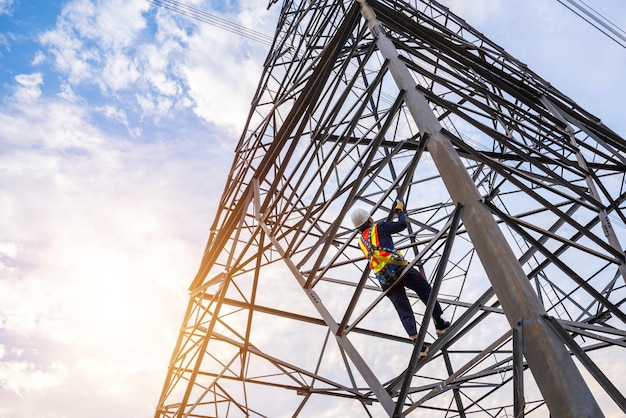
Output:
[557, 0, 626, 49]
[145, 0, 274, 46]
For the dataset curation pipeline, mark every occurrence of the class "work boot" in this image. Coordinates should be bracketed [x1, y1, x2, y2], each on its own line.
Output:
[419, 343, 429, 358]
[412, 339, 429, 357]
[434, 318, 451, 335]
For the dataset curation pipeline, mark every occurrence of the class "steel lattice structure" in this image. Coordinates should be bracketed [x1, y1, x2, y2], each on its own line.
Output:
[155, 1, 626, 417]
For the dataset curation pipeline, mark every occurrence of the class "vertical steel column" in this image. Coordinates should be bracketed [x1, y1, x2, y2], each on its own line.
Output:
[356, 1, 603, 416]
[393, 203, 464, 417]
[253, 179, 397, 415]
[442, 350, 467, 418]
[540, 96, 626, 286]
[513, 319, 526, 418]
[543, 316, 626, 414]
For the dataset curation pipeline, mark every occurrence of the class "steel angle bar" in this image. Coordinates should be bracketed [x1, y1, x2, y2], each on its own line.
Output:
[358, 3, 604, 414]
[517, 204, 581, 301]
[393, 360, 516, 396]
[373, 6, 546, 117]
[430, 84, 564, 152]
[319, 329, 354, 389]
[541, 95, 626, 284]
[398, 59, 567, 154]
[525, 211, 622, 283]
[577, 272, 622, 323]
[543, 315, 626, 414]
[268, 57, 392, 237]
[513, 319, 526, 418]
[337, 267, 372, 337]
[302, 129, 408, 288]
[385, 288, 502, 396]
[173, 279, 234, 415]
[190, 183, 254, 290]
[394, 203, 464, 417]
[402, 329, 512, 415]
[385, 139, 432, 223]
[442, 350, 467, 418]
[559, 327, 626, 350]
[255, 6, 363, 218]
[211, 290, 409, 343]
[420, 82, 596, 168]
[156, 298, 200, 408]
[385, 136, 434, 263]
[486, 201, 626, 324]
[541, 100, 626, 163]
[184, 352, 241, 417]
[295, 87, 405, 277]
[214, 351, 363, 405]
[539, 96, 626, 167]
[527, 272, 592, 320]
[289, 79, 402, 244]
[311, 39, 382, 133]
[433, 105, 605, 211]
[444, 153, 598, 222]
[212, 332, 367, 398]
[343, 209, 458, 335]
[451, 133, 622, 260]
[559, 319, 626, 338]
[320, 133, 423, 149]
[158, 1, 626, 416]
[436, 296, 503, 315]
[255, 219, 395, 412]
[351, 138, 423, 207]
[557, 319, 626, 349]
[527, 253, 624, 322]
[503, 213, 622, 265]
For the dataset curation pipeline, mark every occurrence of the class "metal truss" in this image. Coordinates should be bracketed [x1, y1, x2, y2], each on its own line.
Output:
[155, 1, 626, 417]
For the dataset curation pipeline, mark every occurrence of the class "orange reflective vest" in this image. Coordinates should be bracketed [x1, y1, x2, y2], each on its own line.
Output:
[358, 223, 408, 280]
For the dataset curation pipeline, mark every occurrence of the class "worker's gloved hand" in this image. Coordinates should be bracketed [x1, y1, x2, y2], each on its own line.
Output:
[394, 200, 403, 213]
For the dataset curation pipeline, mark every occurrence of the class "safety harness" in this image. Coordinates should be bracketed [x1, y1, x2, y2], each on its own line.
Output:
[358, 223, 408, 285]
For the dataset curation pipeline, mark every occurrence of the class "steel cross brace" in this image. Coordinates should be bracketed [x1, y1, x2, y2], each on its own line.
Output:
[253, 178, 397, 415]
[393, 203, 464, 417]
[357, 0, 604, 416]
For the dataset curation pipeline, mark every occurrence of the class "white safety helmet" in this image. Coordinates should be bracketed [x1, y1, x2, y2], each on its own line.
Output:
[351, 208, 370, 228]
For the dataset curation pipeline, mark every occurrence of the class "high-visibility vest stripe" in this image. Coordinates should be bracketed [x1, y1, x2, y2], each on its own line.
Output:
[358, 223, 407, 274]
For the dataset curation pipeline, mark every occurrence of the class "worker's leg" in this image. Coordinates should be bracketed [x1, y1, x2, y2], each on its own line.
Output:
[401, 269, 444, 320]
[384, 283, 418, 337]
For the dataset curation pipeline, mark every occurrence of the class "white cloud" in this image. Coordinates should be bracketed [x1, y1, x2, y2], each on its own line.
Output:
[13, 73, 43, 102]
[2, 75, 104, 151]
[40, 0, 151, 93]
[0, 65, 229, 416]
[38, 0, 276, 132]
[31, 50, 46, 66]
[0, 241, 17, 258]
[101, 52, 141, 91]
[182, 48, 262, 133]
[0, 359, 68, 394]
[0, 0, 12, 16]
[1, 0, 623, 416]
[157, 2, 274, 133]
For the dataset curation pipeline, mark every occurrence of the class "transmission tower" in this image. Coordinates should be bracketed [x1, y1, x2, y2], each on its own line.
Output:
[155, 1, 626, 417]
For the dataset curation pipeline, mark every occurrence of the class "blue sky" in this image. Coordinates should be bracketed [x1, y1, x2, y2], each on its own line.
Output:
[0, 0, 625, 417]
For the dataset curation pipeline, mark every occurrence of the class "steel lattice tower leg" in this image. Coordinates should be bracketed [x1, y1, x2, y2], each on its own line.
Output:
[155, 1, 626, 417]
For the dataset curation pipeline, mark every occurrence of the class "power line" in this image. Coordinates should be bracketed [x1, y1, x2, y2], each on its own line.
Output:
[148, 0, 626, 51]
[557, 0, 626, 49]
[577, 0, 626, 35]
[144, 0, 274, 46]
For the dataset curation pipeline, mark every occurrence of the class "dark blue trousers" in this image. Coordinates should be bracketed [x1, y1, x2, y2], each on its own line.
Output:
[382, 268, 443, 337]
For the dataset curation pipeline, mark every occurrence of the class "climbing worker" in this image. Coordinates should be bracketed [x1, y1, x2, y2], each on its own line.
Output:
[352, 202, 450, 356]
